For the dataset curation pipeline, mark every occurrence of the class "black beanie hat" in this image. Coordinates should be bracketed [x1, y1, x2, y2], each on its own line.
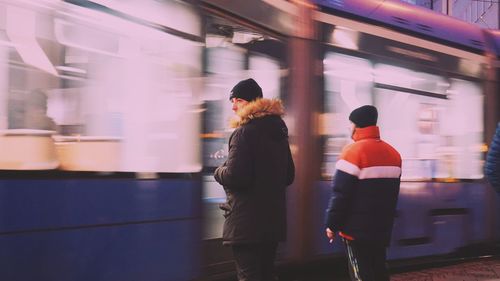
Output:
[229, 78, 263, 102]
[349, 105, 378, 128]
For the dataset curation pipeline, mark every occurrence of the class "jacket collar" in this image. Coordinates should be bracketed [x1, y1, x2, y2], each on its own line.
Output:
[230, 98, 284, 128]
[352, 125, 380, 141]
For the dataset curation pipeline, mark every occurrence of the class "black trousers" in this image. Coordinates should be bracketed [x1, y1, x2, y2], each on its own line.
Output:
[231, 242, 278, 281]
[343, 238, 390, 281]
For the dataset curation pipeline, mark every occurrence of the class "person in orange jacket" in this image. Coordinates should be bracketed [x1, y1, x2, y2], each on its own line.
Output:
[325, 105, 402, 281]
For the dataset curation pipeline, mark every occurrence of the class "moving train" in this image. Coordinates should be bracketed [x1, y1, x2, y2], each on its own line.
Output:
[0, 0, 499, 280]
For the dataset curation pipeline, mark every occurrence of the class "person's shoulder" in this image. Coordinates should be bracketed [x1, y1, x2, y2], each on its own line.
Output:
[381, 139, 400, 152]
[339, 142, 361, 159]
[380, 140, 402, 164]
[239, 121, 259, 133]
[239, 118, 266, 132]
[342, 139, 372, 153]
[342, 139, 400, 158]
[341, 142, 356, 153]
[231, 122, 258, 140]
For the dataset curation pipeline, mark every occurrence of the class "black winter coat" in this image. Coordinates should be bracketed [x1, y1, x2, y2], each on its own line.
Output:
[214, 98, 295, 245]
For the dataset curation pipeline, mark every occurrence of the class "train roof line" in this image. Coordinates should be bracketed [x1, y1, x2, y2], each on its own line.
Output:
[313, 0, 489, 54]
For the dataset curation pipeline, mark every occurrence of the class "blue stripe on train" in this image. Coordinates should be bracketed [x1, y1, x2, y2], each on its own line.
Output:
[0, 178, 201, 281]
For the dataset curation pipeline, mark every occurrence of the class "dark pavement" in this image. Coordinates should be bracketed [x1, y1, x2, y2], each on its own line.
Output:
[391, 257, 500, 281]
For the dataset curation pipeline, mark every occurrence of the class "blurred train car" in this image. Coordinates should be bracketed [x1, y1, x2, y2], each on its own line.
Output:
[200, 0, 500, 278]
[0, 1, 203, 281]
[0, 0, 499, 281]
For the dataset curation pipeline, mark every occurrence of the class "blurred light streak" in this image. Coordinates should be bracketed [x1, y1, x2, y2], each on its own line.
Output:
[289, 0, 317, 9]
[6, 6, 58, 75]
[323, 58, 373, 82]
[56, 6, 172, 42]
[14, 0, 61, 11]
[205, 35, 226, 48]
[331, 26, 359, 50]
[481, 143, 488, 153]
[399, 182, 427, 195]
[135, 172, 158, 180]
[55, 65, 87, 74]
[53, 19, 115, 58]
[201, 133, 223, 139]
[459, 58, 482, 77]
[324, 69, 373, 82]
[0, 30, 16, 48]
[340, 80, 362, 109]
[384, 1, 414, 12]
[56, 74, 86, 82]
[56, 6, 202, 62]
[232, 31, 262, 44]
[262, 0, 299, 15]
[374, 64, 424, 85]
[88, 0, 200, 36]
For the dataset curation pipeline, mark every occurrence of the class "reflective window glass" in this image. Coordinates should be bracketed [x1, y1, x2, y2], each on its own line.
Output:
[321, 53, 373, 178]
[0, 0, 203, 173]
[322, 52, 484, 180]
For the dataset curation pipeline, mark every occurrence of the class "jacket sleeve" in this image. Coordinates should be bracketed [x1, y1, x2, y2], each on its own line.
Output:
[485, 123, 500, 193]
[324, 159, 359, 232]
[286, 144, 295, 186]
[214, 128, 254, 189]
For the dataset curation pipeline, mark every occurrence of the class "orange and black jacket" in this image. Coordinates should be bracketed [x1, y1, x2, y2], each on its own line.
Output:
[325, 125, 402, 246]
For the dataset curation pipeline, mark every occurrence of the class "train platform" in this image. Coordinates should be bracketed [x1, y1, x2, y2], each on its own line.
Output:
[227, 256, 500, 281]
[275, 256, 500, 281]
[292, 256, 500, 281]
[390, 257, 500, 281]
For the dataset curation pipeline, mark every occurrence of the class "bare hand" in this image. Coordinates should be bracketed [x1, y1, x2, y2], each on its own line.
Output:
[326, 228, 335, 243]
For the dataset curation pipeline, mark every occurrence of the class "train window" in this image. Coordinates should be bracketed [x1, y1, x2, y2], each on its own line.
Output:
[322, 52, 484, 181]
[0, 1, 203, 172]
[248, 55, 282, 99]
[321, 53, 373, 178]
[0, 3, 61, 170]
[55, 1, 203, 173]
[374, 67, 483, 180]
[374, 67, 447, 180]
[442, 78, 483, 179]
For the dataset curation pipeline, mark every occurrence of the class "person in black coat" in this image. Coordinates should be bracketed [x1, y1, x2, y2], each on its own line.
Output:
[485, 122, 500, 193]
[214, 78, 295, 281]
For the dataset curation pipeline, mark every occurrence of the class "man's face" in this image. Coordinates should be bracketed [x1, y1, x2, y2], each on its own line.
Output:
[349, 122, 356, 140]
[231, 98, 249, 113]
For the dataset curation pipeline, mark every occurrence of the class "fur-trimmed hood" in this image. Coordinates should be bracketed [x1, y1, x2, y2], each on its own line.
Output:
[230, 98, 285, 128]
